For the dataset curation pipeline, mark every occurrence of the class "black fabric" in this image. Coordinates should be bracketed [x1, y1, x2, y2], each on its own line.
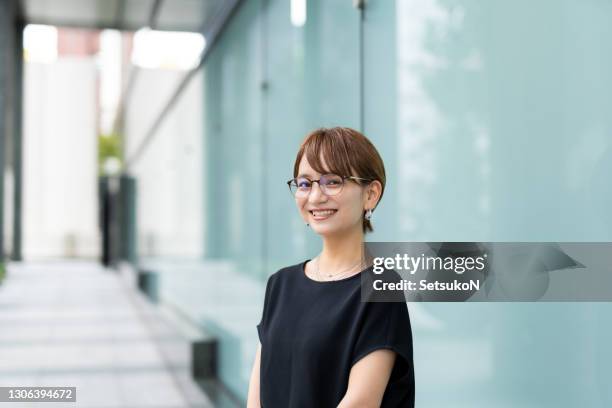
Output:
[257, 260, 415, 408]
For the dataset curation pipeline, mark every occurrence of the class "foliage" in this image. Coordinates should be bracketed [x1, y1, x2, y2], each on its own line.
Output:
[98, 133, 123, 175]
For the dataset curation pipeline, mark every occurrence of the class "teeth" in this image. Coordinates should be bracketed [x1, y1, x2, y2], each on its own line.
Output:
[312, 210, 336, 216]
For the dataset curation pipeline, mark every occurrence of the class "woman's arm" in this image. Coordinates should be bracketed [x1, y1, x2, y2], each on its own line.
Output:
[246, 342, 262, 408]
[336, 349, 396, 408]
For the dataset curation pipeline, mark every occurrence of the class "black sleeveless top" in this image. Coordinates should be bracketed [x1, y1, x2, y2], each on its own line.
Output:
[256, 260, 415, 407]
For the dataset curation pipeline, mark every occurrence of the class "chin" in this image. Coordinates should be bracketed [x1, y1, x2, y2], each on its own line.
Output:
[311, 224, 343, 236]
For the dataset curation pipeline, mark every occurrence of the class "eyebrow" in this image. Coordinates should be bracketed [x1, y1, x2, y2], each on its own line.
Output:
[297, 173, 313, 178]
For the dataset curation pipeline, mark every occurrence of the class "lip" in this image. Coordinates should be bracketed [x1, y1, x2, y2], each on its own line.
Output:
[309, 208, 338, 221]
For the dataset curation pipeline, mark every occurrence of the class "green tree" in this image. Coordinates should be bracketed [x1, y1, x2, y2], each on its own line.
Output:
[98, 133, 123, 175]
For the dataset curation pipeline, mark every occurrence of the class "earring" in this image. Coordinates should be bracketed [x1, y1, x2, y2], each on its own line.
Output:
[364, 209, 373, 221]
[306, 222, 310, 227]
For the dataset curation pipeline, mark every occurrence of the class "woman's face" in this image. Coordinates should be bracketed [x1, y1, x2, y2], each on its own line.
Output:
[295, 155, 369, 237]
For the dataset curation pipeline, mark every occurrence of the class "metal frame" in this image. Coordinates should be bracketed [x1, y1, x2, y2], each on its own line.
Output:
[287, 174, 374, 197]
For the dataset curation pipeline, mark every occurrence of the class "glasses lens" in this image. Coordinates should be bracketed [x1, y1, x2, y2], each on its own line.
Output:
[320, 174, 344, 196]
[292, 177, 311, 197]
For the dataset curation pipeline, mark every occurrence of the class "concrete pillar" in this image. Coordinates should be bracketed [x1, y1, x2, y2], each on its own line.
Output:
[0, 0, 19, 260]
[11, 19, 24, 261]
[0, 0, 23, 260]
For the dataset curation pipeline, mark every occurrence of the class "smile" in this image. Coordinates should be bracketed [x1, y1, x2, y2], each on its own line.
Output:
[309, 209, 338, 220]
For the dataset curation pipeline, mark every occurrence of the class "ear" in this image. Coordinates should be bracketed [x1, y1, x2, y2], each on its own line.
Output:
[366, 180, 383, 208]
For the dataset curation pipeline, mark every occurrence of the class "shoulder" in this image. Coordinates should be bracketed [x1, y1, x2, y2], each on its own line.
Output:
[264, 260, 306, 290]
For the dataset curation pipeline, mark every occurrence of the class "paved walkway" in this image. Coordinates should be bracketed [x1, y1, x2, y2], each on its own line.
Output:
[0, 260, 213, 408]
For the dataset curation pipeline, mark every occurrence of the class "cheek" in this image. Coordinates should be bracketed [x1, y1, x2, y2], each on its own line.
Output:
[346, 204, 363, 219]
[338, 194, 363, 216]
[297, 199, 308, 213]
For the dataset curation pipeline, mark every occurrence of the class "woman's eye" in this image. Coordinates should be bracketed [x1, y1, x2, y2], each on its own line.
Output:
[297, 180, 311, 188]
[324, 178, 342, 186]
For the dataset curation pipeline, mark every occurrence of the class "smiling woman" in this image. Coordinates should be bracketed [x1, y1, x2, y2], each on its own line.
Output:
[247, 127, 415, 408]
[290, 127, 386, 234]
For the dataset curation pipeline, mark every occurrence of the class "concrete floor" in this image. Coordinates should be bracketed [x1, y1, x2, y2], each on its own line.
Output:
[0, 260, 214, 408]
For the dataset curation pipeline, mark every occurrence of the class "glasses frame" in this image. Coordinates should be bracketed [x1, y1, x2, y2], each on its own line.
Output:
[286, 173, 374, 197]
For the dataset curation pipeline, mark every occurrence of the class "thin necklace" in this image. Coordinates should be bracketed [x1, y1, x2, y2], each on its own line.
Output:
[314, 256, 365, 281]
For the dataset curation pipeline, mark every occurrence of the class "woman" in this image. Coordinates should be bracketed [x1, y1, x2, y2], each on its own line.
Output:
[247, 127, 414, 407]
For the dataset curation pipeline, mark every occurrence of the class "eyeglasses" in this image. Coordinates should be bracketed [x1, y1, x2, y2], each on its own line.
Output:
[286, 173, 373, 198]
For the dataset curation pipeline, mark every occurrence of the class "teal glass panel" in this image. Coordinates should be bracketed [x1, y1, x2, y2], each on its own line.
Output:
[203, 0, 264, 272]
[198, 0, 362, 400]
[264, 0, 361, 274]
[364, 0, 612, 406]
[200, 0, 265, 398]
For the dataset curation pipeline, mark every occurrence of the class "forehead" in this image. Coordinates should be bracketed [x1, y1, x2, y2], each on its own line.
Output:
[297, 155, 330, 177]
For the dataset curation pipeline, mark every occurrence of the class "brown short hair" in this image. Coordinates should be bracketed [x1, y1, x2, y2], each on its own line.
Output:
[293, 127, 386, 234]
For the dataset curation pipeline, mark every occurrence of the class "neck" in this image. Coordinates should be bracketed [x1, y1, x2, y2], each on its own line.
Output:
[318, 227, 366, 272]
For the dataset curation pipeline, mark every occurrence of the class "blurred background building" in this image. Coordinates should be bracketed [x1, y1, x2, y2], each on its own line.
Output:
[0, 0, 611, 407]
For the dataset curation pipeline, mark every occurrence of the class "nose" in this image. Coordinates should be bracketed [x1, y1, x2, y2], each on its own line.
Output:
[307, 181, 327, 203]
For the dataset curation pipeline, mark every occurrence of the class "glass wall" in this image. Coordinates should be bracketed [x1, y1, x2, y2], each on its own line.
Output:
[363, 0, 612, 407]
[131, 0, 612, 404]
[263, 0, 361, 274]
[198, 0, 362, 397]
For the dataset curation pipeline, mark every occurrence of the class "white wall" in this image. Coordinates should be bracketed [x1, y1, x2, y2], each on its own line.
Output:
[23, 58, 99, 259]
[124, 68, 203, 259]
